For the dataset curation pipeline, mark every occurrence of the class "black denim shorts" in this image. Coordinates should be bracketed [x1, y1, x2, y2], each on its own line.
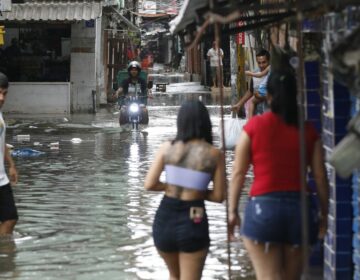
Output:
[0, 183, 18, 222]
[241, 192, 319, 246]
[153, 196, 210, 253]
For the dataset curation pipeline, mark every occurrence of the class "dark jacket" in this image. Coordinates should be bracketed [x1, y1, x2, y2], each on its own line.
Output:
[121, 77, 147, 96]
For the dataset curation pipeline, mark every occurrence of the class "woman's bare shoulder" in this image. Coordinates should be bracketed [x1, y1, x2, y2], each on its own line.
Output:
[212, 146, 224, 158]
[159, 141, 172, 152]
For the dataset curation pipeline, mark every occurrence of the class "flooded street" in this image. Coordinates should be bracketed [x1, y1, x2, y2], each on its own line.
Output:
[1, 92, 254, 280]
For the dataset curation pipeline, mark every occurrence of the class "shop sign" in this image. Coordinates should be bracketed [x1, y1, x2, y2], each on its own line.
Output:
[236, 21, 245, 45]
[85, 20, 95, 28]
[138, 0, 157, 14]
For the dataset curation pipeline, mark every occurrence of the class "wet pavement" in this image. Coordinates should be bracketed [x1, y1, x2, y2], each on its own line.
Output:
[0, 91, 256, 280]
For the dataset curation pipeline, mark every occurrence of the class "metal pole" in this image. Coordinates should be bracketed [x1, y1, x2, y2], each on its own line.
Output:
[295, 3, 309, 279]
[214, 21, 232, 280]
[209, 0, 231, 276]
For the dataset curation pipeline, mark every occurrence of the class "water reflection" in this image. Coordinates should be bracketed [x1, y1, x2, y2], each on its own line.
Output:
[2, 93, 254, 280]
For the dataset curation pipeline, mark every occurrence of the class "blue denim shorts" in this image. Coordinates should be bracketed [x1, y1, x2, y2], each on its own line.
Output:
[153, 196, 210, 253]
[241, 192, 319, 246]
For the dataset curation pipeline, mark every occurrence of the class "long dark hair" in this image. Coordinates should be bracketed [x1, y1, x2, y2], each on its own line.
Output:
[267, 71, 298, 126]
[174, 100, 213, 144]
[0, 72, 9, 89]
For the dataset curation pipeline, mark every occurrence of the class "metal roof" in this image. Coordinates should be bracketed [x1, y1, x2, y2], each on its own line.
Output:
[0, 2, 102, 21]
[169, 0, 207, 34]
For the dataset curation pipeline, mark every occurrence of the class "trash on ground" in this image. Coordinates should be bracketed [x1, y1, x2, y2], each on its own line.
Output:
[11, 148, 45, 157]
[49, 142, 60, 150]
[15, 134, 30, 142]
[70, 138, 82, 144]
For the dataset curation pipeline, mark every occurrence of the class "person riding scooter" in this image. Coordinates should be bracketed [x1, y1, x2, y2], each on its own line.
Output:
[115, 61, 148, 105]
[114, 61, 149, 126]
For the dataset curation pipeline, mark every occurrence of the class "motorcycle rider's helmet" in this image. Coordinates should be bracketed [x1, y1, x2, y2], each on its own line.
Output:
[127, 61, 141, 73]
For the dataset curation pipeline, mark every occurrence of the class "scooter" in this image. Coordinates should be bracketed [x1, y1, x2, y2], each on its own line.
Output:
[116, 80, 152, 130]
[119, 96, 149, 130]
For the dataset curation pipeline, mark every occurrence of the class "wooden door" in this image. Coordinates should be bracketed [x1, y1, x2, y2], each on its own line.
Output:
[104, 30, 128, 97]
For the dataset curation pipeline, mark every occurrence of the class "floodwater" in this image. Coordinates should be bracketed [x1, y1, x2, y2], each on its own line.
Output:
[0, 91, 255, 280]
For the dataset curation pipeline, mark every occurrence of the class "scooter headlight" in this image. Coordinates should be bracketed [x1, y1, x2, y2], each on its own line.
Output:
[129, 103, 140, 113]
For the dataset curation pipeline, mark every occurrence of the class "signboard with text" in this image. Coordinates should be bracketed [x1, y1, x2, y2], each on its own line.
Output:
[236, 21, 245, 45]
[138, 0, 179, 15]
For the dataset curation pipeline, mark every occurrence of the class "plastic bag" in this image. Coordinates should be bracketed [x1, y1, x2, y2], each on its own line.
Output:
[219, 117, 244, 150]
[11, 148, 45, 157]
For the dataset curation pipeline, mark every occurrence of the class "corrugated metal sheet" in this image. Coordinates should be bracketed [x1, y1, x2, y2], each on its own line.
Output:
[0, 2, 102, 21]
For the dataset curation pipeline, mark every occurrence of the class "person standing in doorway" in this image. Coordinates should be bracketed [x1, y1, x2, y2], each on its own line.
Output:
[144, 100, 226, 280]
[207, 41, 224, 88]
[0, 72, 19, 236]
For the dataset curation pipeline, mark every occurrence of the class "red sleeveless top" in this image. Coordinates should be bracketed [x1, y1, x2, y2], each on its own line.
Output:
[243, 112, 319, 196]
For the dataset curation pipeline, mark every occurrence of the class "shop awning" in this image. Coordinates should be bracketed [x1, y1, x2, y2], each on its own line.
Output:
[169, 0, 209, 34]
[0, 2, 102, 21]
[169, 0, 360, 37]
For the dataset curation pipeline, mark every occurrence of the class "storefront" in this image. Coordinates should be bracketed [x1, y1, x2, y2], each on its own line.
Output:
[0, 23, 71, 82]
[0, 1, 102, 113]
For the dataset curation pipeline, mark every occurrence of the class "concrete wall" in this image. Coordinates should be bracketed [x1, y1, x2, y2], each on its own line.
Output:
[3, 82, 70, 114]
[70, 21, 96, 113]
[95, 17, 106, 105]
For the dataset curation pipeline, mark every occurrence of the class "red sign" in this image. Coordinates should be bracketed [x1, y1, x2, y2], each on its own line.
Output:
[236, 21, 245, 45]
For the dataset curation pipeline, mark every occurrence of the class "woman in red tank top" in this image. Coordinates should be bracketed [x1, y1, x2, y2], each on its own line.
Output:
[228, 70, 329, 280]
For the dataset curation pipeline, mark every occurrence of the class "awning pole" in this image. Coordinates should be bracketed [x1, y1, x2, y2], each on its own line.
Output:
[214, 21, 232, 280]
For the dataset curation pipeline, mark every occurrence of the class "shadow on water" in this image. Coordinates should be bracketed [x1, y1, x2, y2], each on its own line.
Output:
[2, 91, 255, 279]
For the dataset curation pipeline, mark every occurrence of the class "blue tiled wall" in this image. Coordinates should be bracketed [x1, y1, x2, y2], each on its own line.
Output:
[351, 93, 360, 278]
[320, 8, 358, 277]
[304, 60, 352, 276]
[322, 80, 353, 279]
[305, 60, 324, 267]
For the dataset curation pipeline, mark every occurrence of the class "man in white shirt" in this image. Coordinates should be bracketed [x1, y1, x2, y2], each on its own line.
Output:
[0, 72, 19, 236]
[207, 41, 224, 88]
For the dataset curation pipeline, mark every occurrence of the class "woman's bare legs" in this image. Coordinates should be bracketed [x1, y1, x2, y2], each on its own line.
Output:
[243, 238, 305, 280]
[282, 245, 303, 280]
[179, 248, 208, 280]
[243, 237, 282, 280]
[158, 248, 208, 280]
[158, 251, 180, 280]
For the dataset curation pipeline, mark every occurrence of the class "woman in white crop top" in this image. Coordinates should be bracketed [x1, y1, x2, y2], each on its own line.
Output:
[145, 100, 226, 280]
